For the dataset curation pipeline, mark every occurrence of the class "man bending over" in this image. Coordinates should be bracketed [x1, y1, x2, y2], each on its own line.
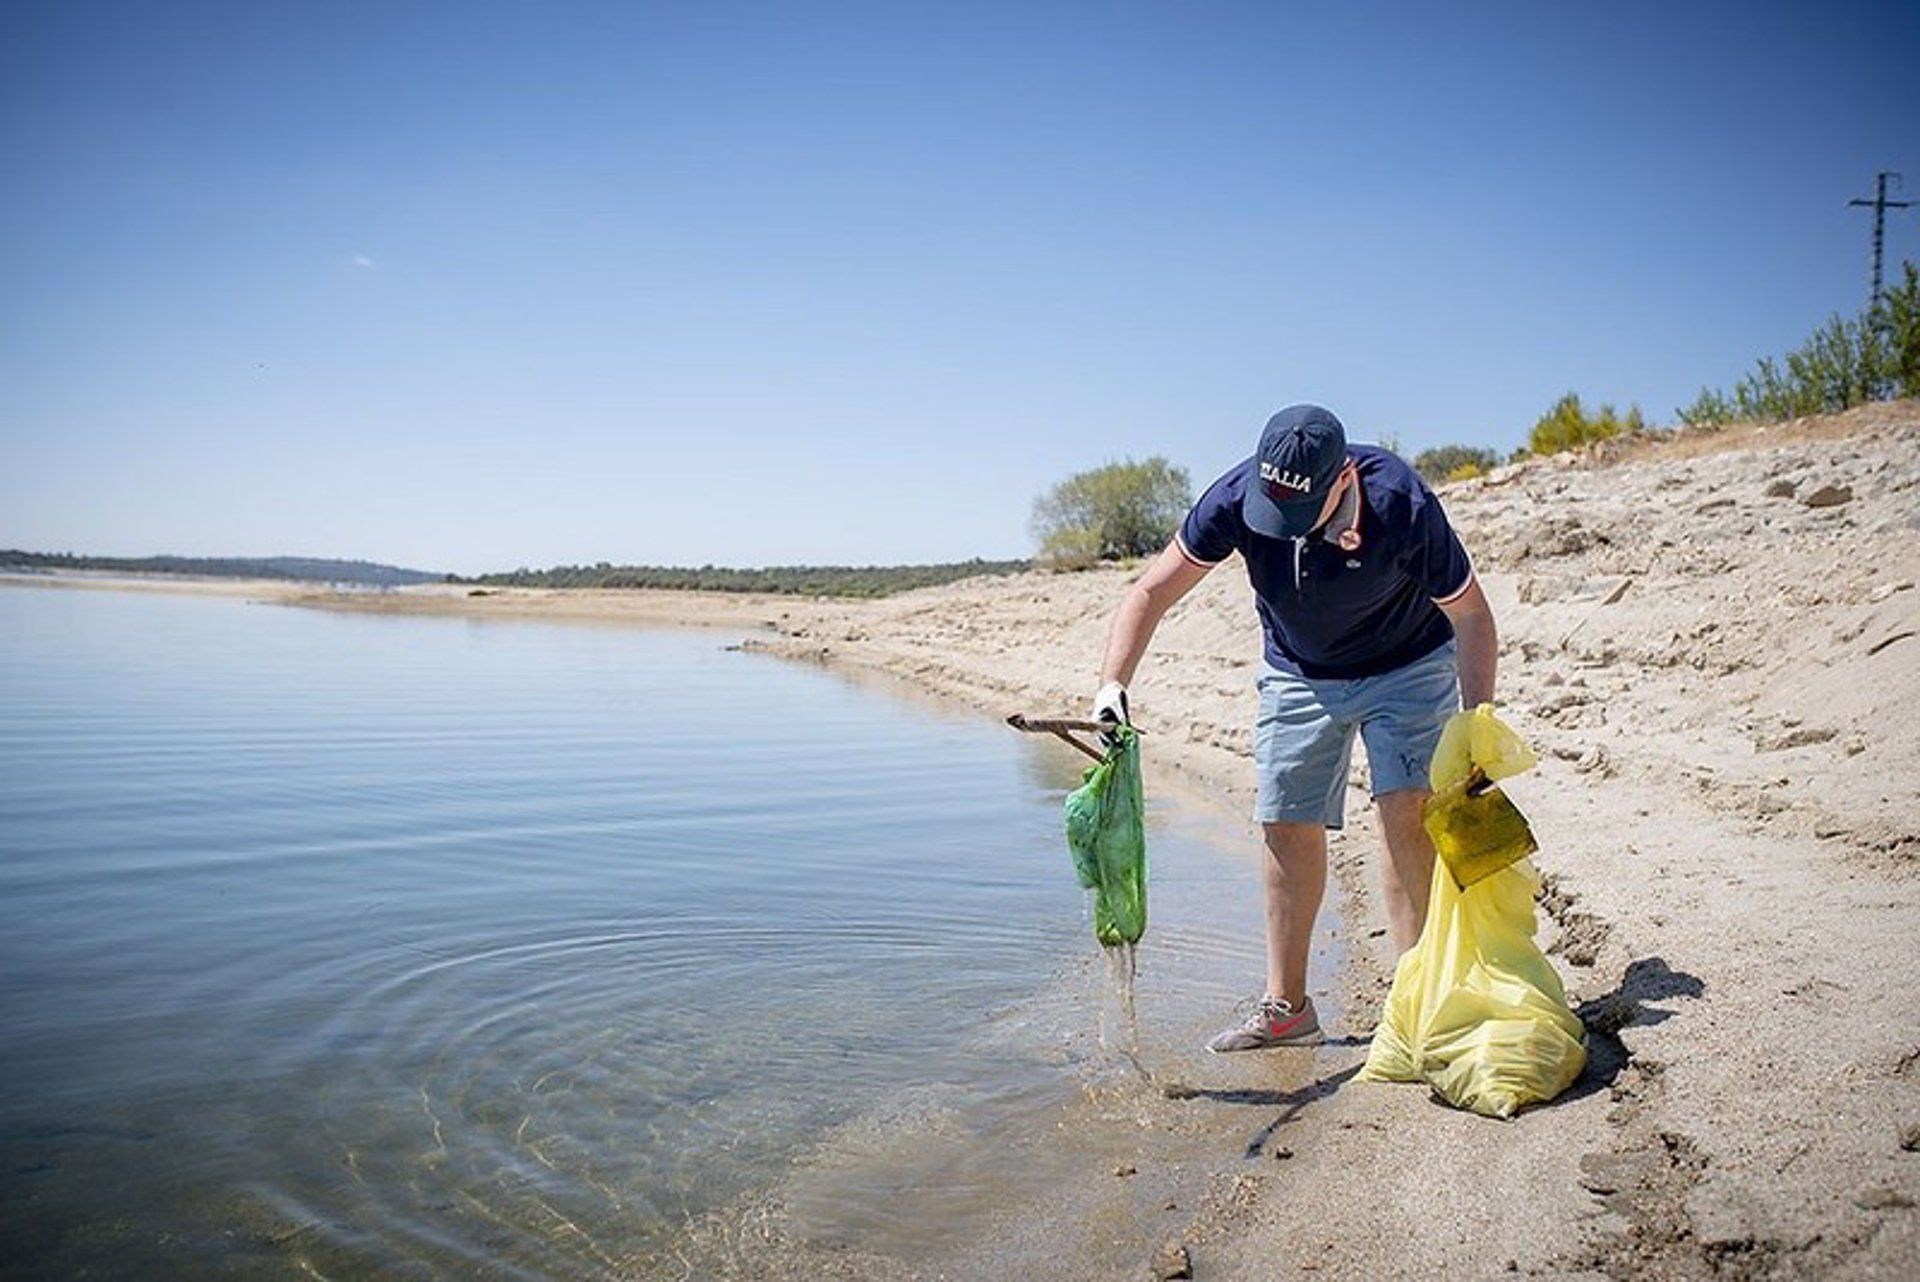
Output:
[1094, 404, 1497, 1052]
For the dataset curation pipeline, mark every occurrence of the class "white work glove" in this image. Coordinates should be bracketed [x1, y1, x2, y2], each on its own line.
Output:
[1092, 681, 1131, 740]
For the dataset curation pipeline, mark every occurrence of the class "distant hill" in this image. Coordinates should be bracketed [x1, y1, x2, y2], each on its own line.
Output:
[465, 558, 1031, 598]
[2, 549, 1033, 597]
[1, 550, 442, 587]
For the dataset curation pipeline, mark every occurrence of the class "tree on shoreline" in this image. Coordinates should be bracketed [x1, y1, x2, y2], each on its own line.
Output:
[1031, 458, 1192, 567]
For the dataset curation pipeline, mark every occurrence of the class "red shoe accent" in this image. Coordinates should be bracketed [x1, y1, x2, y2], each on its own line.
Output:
[1266, 1011, 1307, 1037]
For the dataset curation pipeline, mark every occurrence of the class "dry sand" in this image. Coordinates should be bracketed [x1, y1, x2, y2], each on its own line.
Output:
[52, 401, 1919, 1278]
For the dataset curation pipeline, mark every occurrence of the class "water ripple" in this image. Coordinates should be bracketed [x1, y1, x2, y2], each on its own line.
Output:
[0, 586, 1275, 1279]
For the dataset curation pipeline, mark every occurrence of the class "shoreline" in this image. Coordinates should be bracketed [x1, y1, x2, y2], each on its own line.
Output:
[1, 568, 1419, 1278]
[0, 570, 313, 600]
[294, 577, 1420, 1280]
[0, 571, 1721, 1279]
[8, 400, 1918, 1276]
[301, 406, 1920, 1277]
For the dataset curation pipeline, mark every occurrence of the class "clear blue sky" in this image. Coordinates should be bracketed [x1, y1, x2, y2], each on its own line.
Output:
[4, 2, 1915, 575]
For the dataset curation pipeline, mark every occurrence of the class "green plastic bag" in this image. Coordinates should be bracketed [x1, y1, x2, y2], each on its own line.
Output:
[1063, 726, 1147, 946]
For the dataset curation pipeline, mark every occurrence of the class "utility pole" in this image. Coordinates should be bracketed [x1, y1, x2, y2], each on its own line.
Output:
[1848, 171, 1913, 311]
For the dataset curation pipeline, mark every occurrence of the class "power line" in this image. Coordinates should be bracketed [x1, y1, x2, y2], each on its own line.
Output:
[1848, 171, 1913, 311]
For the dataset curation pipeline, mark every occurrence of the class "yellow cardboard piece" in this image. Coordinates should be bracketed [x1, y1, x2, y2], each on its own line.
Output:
[1358, 705, 1587, 1118]
[1424, 770, 1538, 888]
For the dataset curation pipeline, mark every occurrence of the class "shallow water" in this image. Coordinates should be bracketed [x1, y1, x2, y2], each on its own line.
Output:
[0, 586, 1324, 1277]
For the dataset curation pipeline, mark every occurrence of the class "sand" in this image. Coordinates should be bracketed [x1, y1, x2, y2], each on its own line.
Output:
[28, 399, 1918, 1278]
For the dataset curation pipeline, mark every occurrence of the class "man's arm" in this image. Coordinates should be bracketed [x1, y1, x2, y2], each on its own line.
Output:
[1099, 540, 1215, 690]
[1437, 577, 1497, 708]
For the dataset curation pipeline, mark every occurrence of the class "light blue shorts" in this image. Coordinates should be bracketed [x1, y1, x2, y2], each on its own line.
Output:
[1253, 641, 1460, 829]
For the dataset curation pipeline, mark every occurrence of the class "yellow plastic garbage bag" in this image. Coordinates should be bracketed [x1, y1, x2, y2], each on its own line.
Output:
[1358, 705, 1587, 1118]
[1430, 700, 1538, 788]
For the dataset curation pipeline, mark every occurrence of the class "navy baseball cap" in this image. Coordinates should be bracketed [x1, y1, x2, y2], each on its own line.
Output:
[1243, 404, 1349, 539]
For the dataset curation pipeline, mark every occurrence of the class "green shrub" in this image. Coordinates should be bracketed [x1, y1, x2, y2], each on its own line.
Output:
[1031, 457, 1192, 565]
[1677, 386, 1736, 426]
[1878, 261, 1920, 399]
[1412, 444, 1500, 484]
[1679, 260, 1920, 425]
[1525, 394, 1646, 457]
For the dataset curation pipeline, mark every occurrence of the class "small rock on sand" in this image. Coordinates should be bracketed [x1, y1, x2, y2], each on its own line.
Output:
[1853, 1185, 1916, 1210]
[1765, 478, 1797, 498]
[1151, 1240, 1193, 1279]
[1801, 483, 1854, 508]
[1115, 1163, 1138, 1177]
[1755, 725, 1839, 752]
[1900, 1122, 1920, 1152]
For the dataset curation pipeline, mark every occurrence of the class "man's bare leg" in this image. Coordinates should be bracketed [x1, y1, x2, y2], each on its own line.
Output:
[1261, 821, 1327, 1008]
[1376, 789, 1437, 952]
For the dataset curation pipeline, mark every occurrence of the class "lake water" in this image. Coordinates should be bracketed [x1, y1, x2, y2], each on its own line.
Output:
[0, 585, 1304, 1278]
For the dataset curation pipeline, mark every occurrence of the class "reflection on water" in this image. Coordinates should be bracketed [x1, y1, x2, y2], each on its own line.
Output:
[0, 586, 1321, 1278]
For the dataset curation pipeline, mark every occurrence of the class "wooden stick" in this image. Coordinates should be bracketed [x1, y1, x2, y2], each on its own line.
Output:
[1005, 715, 1145, 735]
[1005, 713, 1127, 764]
[1049, 728, 1106, 763]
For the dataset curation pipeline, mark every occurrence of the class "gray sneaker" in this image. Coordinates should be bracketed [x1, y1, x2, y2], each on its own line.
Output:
[1205, 996, 1322, 1053]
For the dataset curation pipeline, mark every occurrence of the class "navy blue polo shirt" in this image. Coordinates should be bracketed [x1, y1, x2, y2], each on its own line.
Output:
[1177, 444, 1474, 679]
